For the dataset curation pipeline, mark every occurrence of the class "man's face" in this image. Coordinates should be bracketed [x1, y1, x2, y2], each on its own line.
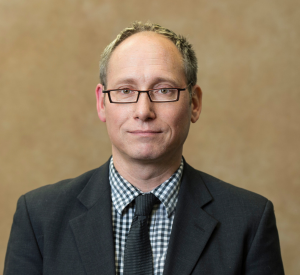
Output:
[96, 32, 202, 164]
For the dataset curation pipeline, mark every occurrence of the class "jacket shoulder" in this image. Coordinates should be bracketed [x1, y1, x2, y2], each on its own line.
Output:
[198, 169, 268, 204]
[22, 160, 111, 221]
[184, 163, 270, 221]
[184, 164, 278, 253]
[15, 164, 110, 240]
[24, 167, 99, 206]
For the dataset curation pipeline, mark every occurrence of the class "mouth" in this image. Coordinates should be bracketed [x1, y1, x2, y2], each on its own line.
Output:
[128, 130, 162, 137]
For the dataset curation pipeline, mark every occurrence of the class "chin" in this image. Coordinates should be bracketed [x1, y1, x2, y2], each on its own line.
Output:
[132, 153, 160, 161]
[128, 149, 164, 162]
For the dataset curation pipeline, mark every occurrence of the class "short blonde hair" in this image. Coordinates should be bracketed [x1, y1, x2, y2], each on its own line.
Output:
[99, 21, 198, 96]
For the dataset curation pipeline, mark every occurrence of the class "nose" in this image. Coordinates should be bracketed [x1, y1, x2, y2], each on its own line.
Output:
[133, 92, 156, 121]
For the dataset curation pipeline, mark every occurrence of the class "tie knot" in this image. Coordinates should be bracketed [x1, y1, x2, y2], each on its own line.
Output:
[134, 193, 157, 216]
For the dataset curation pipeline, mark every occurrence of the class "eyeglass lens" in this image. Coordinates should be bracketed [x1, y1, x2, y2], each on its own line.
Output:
[110, 88, 179, 102]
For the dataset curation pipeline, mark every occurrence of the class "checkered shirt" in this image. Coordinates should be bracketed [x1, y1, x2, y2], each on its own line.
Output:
[109, 157, 183, 275]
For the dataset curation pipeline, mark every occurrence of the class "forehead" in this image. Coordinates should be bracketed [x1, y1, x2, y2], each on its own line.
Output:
[106, 32, 185, 87]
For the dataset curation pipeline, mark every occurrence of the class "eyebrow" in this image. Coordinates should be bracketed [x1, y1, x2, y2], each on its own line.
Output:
[111, 77, 181, 88]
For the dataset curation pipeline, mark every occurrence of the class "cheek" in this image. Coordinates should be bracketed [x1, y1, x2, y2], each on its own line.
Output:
[164, 105, 191, 135]
[105, 110, 120, 135]
[105, 108, 129, 134]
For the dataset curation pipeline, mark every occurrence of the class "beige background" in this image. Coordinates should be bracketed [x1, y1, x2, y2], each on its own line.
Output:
[1, 0, 299, 273]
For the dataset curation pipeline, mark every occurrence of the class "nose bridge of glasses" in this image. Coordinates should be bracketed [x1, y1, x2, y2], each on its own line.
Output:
[136, 90, 152, 102]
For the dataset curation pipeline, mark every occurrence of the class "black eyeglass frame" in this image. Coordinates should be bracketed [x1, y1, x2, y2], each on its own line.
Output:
[102, 87, 188, 104]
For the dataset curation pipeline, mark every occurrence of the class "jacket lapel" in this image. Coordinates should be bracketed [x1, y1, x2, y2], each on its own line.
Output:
[68, 160, 218, 275]
[69, 161, 116, 275]
[163, 162, 218, 275]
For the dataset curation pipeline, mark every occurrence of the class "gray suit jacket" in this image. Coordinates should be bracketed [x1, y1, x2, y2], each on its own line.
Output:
[4, 160, 284, 274]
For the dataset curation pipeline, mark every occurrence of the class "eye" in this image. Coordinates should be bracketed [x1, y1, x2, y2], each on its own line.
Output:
[159, 88, 170, 94]
[120, 89, 131, 94]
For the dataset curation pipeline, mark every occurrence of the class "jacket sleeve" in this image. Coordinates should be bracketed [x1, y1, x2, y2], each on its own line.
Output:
[4, 195, 43, 275]
[244, 200, 285, 275]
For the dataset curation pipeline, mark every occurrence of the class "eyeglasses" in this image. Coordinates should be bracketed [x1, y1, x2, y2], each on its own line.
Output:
[102, 87, 188, 104]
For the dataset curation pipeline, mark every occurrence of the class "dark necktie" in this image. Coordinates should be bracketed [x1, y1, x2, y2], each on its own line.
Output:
[123, 193, 158, 275]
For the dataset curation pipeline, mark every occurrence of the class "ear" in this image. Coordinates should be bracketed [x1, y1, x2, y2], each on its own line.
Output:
[95, 84, 106, 122]
[190, 85, 202, 123]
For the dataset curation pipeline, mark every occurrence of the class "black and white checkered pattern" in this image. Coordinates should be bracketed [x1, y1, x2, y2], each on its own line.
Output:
[109, 157, 183, 275]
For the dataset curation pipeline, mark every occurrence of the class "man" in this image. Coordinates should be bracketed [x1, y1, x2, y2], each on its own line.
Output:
[4, 22, 284, 275]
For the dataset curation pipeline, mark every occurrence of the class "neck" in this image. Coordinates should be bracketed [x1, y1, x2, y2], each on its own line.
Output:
[112, 152, 182, 193]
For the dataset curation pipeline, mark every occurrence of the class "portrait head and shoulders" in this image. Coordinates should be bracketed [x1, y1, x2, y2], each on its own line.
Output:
[21, 21, 269, 226]
[5, 21, 284, 275]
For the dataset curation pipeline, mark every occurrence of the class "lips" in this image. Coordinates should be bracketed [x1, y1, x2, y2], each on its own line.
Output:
[128, 130, 162, 136]
[129, 130, 162, 133]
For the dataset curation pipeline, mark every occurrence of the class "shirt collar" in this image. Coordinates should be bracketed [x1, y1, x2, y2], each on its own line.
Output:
[109, 157, 183, 217]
